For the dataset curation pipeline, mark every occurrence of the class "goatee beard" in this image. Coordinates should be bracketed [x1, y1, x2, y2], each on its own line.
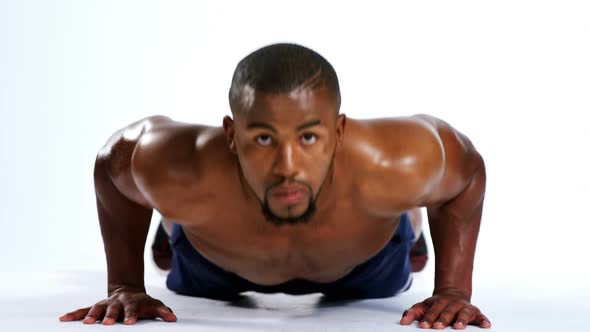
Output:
[261, 196, 316, 226]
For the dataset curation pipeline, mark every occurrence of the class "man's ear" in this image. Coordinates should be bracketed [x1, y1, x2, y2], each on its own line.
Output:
[222, 116, 237, 154]
[335, 114, 346, 148]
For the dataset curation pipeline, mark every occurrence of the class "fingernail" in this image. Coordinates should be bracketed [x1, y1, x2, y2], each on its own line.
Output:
[434, 321, 443, 327]
[456, 321, 464, 327]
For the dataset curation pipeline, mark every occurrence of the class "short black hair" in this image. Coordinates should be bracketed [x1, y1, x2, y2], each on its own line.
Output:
[229, 43, 341, 113]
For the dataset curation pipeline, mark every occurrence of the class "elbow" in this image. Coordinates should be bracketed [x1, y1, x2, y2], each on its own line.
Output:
[94, 153, 110, 181]
[93, 153, 118, 196]
[471, 152, 486, 184]
[462, 154, 487, 210]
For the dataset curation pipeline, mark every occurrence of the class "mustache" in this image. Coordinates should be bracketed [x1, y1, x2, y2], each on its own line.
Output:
[267, 179, 311, 191]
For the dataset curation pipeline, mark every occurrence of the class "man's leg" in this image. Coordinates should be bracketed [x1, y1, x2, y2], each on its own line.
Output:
[152, 218, 173, 270]
[161, 218, 174, 237]
[407, 207, 423, 241]
[407, 208, 428, 272]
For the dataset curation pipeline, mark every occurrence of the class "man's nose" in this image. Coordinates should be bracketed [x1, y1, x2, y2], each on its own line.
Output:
[272, 143, 299, 178]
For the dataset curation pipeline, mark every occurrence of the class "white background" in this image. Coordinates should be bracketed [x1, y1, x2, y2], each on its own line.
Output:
[1, 0, 589, 331]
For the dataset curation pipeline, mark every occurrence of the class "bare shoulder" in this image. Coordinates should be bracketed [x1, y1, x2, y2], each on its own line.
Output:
[345, 114, 475, 215]
[96, 116, 175, 206]
[130, 118, 224, 212]
[97, 115, 218, 211]
[412, 113, 484, 208]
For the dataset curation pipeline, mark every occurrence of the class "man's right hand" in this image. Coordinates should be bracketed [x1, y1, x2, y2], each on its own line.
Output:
[59, 289, 177, 325]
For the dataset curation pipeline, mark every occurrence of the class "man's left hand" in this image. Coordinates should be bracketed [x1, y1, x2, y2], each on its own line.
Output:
[399, 289, 491, 329]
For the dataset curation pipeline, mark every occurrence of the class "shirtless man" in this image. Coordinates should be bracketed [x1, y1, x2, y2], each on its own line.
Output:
[59, 43, 491, 329]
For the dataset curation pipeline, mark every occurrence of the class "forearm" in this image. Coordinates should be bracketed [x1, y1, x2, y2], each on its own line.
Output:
[427, 161, 486, 300]
[94, 159, 153, 295]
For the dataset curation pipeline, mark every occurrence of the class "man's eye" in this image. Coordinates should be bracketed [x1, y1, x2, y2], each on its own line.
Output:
[256, 135, 272, 146]
[301, 133, 317, 145]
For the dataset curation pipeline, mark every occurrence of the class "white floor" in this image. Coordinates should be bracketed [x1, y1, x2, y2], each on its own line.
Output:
[2, 263, 588, 332]
[2, 1, 590, 331]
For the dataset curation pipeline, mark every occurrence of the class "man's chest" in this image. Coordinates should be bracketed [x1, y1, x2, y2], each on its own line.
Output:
[171, 205, 404, 285]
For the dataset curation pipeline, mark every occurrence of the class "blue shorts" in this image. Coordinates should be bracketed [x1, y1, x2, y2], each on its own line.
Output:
[166, 213, 415, 301]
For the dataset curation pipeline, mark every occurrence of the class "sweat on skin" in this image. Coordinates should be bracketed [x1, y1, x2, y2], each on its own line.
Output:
[59, 43, 490, 329]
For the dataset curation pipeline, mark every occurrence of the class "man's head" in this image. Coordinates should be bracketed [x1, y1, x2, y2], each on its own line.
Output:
[223, 43, 346, 226]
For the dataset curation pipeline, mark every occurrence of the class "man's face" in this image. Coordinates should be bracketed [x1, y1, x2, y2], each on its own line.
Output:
[224, 86, 345, 226]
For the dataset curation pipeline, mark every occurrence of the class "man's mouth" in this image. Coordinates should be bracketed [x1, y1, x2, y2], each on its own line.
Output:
[271, 185, 307, 205]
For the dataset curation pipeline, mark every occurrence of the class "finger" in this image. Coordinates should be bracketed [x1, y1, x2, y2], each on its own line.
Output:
[400, 309, 418, 325]
[420, 299, 447, 329]
[155, 305, 177, 322]
[123, 303, 139, 325]
[83, 304, 107, 324]
[432, 303, 464, 329]
[102, 303, 123, 325]
[452, 307, 475, 329]
[59, 307, 90, 322]
[400, 302, 428, 326]
[471, 313, 492, 329]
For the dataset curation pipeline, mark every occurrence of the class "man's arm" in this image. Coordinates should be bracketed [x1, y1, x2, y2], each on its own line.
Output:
[95, 140, 153, 295]
[401, 114, 490, 329]
[428, 157, 485, 299]
[60, 116, 177, 325]
[418, 114, 486, 299]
